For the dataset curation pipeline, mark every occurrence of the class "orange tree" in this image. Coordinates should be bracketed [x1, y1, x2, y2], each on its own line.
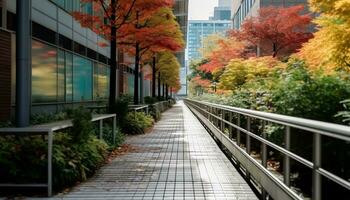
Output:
[237, 5, 312, 58]
[156, 52, 181, 98]
[118, 0, 184, 104]
[118, 7, 184, 99]
[73, 0, 137, 106]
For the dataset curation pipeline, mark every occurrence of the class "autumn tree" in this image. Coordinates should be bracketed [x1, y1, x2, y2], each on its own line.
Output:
[238, 5, 313, 58]
[198, 35, 247, 73]
[73, 0, 137, 107]
[298, 0, 350, 71]
[126, 8, 184, 99]
[156, 52, 181, 98]
[218, 57, 285, 91]
[117, 2, 182, 104]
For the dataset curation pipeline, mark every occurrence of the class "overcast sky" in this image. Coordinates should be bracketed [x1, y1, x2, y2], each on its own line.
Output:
[189, 0, 218, 20]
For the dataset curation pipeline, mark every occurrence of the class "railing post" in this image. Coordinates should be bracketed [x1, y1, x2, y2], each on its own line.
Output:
[229, 112, 233, 139]
[221, 110, 224, 132]
[99, 119, 103, 139]
[113, 116, 117, 145]
[284, 126, 291, 186]
[47, 131, 53, 197]
[246, 117, 251, 154]
[312, 133, 322, 200]
[261, 121, 268, 200]
[237, 114, 241, 146]
[261, 121, 267, 168]
[246, 117, 251, 182]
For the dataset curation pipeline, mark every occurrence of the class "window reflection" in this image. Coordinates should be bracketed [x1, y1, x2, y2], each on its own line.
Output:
[73, 55, 93, 102]
[32, 40, 57, 103]
[94, 63, 110, 100]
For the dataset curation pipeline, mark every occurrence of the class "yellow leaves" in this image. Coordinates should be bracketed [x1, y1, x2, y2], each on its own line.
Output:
[297, 12, 350, 72]
[157, 52, 181, 87]
[218, 57, 285, 91]
[199, 34, 225, 58]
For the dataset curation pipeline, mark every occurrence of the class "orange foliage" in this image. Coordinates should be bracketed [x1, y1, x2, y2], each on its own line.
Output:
[237, 5, 313, 58]
[198, 36, 248, 73]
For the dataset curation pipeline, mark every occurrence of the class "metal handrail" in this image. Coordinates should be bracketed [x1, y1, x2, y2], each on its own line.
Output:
[0, 114, 117, 197]
[184, 99, 350, 200]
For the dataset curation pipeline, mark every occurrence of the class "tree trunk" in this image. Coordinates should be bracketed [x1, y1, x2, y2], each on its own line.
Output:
[166, 84, 169, 99]
[109, 0, 117, 108]
[170, 88, 172, 99]
[134, 42, 140, 104]
[162, 84, 165, 98]
[158, 72, 161, 99]
[118, 51, 124, 96]
[140, 66, 144, 104]
[152, 56, 156, 97]
[272, 42, 277, 58]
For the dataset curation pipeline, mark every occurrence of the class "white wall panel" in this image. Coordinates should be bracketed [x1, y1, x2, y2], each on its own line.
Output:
[32, 8, 57, 31]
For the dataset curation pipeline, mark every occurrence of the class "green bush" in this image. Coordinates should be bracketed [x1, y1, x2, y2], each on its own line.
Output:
[31, 112, 68, 125]
[144, 96, 158, 104]
[109, 94, 131, 125]
[123, 112, 154, 135]
[0, 107, 109, 192]
[272, 64, 350, 123]
[149, 105, 161, 121]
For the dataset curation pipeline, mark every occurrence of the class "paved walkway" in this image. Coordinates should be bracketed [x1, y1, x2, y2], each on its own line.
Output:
[47, 102, 257, 200]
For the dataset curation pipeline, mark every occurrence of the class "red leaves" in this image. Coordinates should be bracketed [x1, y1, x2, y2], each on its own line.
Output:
[236, 5, 313, 57]
[198, 37, 247, 73]
[192, 75, 211, 88]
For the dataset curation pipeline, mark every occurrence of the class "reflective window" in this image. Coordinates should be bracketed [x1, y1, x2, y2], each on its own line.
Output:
[73, 55, 93, 101]
[94, 63, 110, 100]
[58, 50, 65, 102]
[32, 40, 57, 103]
[66, 52, 73, 102]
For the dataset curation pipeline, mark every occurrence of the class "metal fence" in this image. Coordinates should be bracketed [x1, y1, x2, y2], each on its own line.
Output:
[184, 99, 350, 200]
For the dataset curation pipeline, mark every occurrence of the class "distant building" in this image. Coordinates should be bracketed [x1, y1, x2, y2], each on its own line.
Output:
[232, 0, 308, 29]
[187, 20, 232, 61]
[211, 0, 233, 20]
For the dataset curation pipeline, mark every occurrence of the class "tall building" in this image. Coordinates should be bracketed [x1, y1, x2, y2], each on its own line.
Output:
[232, 0, 308, 29]
[174, 0, 189, 96]
[0, 0, 149, 121]
[210, 0, 232, 20]
[187, 20, 232, 61]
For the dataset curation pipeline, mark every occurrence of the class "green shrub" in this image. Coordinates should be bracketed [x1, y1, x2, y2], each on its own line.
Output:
[123, 112, 154, 135]
[109, 95, 131, 125]
[31, 112, 68, 125]
[149, 105, 161, 121]
[0, 107, 109, 192]
[272, 64, 350, 123]
[144, 96, 158, 104]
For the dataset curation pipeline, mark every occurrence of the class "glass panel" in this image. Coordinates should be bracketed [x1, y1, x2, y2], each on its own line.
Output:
[93, 63, 110, 100]
[32, 40, 57, 103]
[66, 52, 73, 102]
[73, 55, 92, 102]
[93, 63, 99, 99]
[72, 0, 80, 12]
[99, 64, 110, 99]
[52, 0, 65, 8]
[64, 0, 72, 12]
[57, 50, 65, 102]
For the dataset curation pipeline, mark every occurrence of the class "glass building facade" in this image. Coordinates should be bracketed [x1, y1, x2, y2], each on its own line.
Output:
[32, 39, 110, 104]
[232, 0, 308, 29]
[187, 20, 232, 61]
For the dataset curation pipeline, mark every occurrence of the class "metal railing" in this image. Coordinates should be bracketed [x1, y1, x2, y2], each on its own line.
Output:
[0, 114, 117, 197]
[184, 99, 350, 200]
